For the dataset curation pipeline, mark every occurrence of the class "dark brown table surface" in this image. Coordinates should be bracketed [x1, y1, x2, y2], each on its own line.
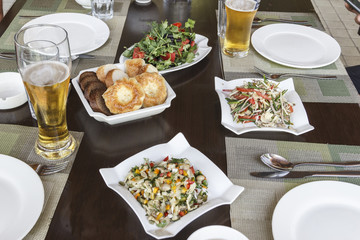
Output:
[1, 0, 360, 239]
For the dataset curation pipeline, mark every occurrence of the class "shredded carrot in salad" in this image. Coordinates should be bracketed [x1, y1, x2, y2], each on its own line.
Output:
[223, 78, 295, 128]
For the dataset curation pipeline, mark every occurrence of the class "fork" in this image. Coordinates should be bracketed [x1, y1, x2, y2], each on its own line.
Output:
[0, 52, 95, 60]
[30, 162, 68, 176]
[254, 67, 337, 80]
[253, 17, 309, 24]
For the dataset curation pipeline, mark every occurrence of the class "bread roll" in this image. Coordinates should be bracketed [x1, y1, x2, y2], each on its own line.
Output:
[140, 64, 158, 74]
[104, 69, 129, 88]
[102, 78, 145, 114]
[96, 64, 117, 83]
[135, 72, 167, 107]
[125, 59, 145, 77]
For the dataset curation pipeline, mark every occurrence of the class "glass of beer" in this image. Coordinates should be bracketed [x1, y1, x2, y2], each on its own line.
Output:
[14, 24, 76, 160]
[223, 0, 260, 58]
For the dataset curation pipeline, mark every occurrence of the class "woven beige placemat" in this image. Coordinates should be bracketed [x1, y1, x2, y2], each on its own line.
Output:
[225, 137, 360, 240]
[0, 124, 84, 239]
[219, 11, 360, 104]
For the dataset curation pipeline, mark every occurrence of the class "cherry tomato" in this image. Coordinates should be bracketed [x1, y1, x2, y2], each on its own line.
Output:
[160, 52, 176, 62]
[132, 47, 145, 59]
[172, 22, 182, 28]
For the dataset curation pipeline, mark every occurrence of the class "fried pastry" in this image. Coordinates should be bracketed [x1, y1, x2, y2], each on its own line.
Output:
[125, 59, 145, 77]
[102, 78, 145, 114]
[135, 72, 167, 107]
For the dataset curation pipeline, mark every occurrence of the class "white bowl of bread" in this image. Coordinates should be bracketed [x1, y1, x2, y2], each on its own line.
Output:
[72, 59, 176, 125]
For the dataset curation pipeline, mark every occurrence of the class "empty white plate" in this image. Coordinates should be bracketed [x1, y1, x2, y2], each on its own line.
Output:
[251, 23, 341, 69]
[272, 181, 360, 240]
[0, 154, 44, 240]
[188, 225, 249, 240]
[22, 13, 110, 56]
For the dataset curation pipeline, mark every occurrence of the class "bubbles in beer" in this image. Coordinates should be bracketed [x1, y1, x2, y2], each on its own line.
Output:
[226, 0, 257, 11]
[23, 61, 69, 87]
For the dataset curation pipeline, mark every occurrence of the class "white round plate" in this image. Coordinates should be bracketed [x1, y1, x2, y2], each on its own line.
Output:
[135, 0, 151, 4]
[251, 23, 341, 69]
[272, 181, 360, 240]
[0, 72, 27, 110]
[22, 13, 110, 55]
[75, 0, 91, 9]
[0, 154, 44, 240]
[187, 225, 249, 240]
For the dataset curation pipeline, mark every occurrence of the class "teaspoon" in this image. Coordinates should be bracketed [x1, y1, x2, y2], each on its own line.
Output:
[260, 153, 360, 171]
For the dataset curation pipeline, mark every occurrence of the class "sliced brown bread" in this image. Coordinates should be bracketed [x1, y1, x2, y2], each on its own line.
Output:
[84, 81, 107, 100]
[88, 88, 111, 116]
[79, 75, 99, 91]
[79, 71, 97, 82]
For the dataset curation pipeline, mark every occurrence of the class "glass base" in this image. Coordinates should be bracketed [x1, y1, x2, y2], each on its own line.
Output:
[223, 48, 249, 58]
[35, 134, 77, 160]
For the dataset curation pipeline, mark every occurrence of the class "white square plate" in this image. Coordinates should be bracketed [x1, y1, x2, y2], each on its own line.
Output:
[72, 63, 176, 125]
[215, 77, 314, 135]
[99, 133, 244, 239]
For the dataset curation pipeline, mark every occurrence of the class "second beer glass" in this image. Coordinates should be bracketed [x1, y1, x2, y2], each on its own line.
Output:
[14, 24, 76, 161]
[223, 0, 260, 58]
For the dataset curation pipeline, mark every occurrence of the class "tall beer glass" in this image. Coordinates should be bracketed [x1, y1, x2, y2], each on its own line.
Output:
[223, 0, 260, 58]
[14, 24, 76, 160]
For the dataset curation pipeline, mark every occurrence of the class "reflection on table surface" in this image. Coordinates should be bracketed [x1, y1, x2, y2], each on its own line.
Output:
[1, 0, 360, 239]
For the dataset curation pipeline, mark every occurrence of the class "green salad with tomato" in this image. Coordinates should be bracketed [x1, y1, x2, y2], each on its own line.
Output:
[123, 19, 198, 71]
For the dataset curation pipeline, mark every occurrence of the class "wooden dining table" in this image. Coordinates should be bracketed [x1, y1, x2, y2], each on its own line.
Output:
[1, 0, 360, 239]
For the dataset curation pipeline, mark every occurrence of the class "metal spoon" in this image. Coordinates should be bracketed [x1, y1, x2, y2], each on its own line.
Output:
[260, 153, 360, 171]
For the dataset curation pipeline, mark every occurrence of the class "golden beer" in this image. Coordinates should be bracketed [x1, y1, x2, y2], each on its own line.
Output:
[23, 61, 76, 160]
[223, 0, 258, 57]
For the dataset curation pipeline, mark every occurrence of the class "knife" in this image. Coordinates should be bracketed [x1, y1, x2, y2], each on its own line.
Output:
[250, 171, 360, 178]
